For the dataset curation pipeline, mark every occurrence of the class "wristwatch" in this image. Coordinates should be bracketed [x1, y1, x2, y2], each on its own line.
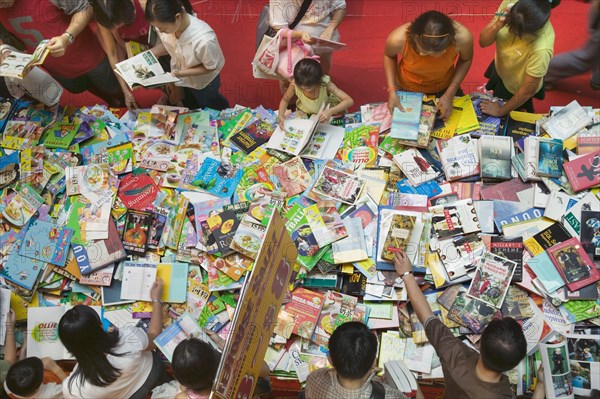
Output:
[400, 271, 413, 279]
[152, 298, 163, 304]
[63, 31, 75, 44]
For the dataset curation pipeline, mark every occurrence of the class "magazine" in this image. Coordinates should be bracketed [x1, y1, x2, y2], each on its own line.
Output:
[467, 252, 517, 309]
[0, 40, 50, 79]
[539, 341, 575, 399]
[114, 50, 180, 89]
[266, 103, 327, 156]
[311, 162, 365, 205]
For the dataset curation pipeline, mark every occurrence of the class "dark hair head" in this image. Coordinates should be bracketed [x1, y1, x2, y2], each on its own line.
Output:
[506, 0, 560, 38]
[408, 11, 456, 55]
[172, 338, 221, 393]
[89, 0, 136, 29]
[328, 322, 377, 380]
[293, 59, 324, 88]
[5, 357, 44, 397]
[58, 305, 122, 390]
[145, 0, 194, 23]
[480, 317, 527, 372]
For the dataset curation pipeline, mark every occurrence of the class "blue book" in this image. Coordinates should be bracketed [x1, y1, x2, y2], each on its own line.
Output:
[19, 219, 73, 266]
[154, 313, 219, 362]
[537, 138, 563, 178]
[389, 91, 422, 140]
[191, 157, 243, 198]
[396, 179, 442, 198]
[1, 224, 45, 290]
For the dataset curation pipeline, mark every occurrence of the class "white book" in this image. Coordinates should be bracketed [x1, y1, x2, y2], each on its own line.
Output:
[392, 148, 439, 186]
[436, 135, 480, 181]
[114, 50, 180, 90]
[120, 262, 158, 302]
[543, 191, 577, 221]
[267, 103, 327, 156]
[539, 340, 575, 399]
[300, 123, 345, 160]
[542, 100, 593, 141]
[523, 136, 543, 181]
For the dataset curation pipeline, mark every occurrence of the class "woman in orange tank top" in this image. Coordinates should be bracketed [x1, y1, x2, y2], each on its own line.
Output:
[383, 11, 473, 121]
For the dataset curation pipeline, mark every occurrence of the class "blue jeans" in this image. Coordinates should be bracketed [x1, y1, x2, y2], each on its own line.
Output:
[183, 74, 229, 110]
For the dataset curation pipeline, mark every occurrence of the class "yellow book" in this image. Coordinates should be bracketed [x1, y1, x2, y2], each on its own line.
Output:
[125, 41, 149, 58]
[455, 95, 480, 135]
[431, 97, 465, 139]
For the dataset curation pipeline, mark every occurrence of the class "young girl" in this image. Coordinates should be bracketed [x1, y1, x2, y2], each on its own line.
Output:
[479, 0, 560, 116]
[145, 0, 229, 110]
[278, 58, 353, 129]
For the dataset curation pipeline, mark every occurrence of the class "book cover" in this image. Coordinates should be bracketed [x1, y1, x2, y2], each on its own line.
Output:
[467, 252, 517, 309]
[266, 112, 321, 156]
[389, 91, 422, 140]
[2, 183, 44, 227]
[341, 272, 367, 296]
[304, 201, 347, 248]
[490, 235, 524, 282]
[436, 233, 485, 280]
[470, 97, 504, 137]
[78, 265, 114, 287]
[191, 158, 244, 198]
[154, 313, 219, 362]
[114, 50, 180, 89]
[562, 192, 600, 238]
[18, 219, 72, 266]
[524, 222, 572, 256]
[284, 204, 328, 271]
[429, 199, 481, 240]
[230, 215, 267, 259]
[381, 214, 417, 261]
[479, 135, 513, 181]
[311, 163, 365, 205]
[539, 341, 574, 399]
[66, 164, 110, 196]
[156, 262, 189, 303]
[436, 134, 480, 181]
[339, 123, 379, 168]
[393, 148, 439, 186]
[547, 238, 600, 292]
[0, 97, 16, 133]
[537, 138, 563, 178]
[392, 104, 437, 149]
[0, 40, 50, 79]
[272, 156, 312, 197]
[122, 210, 152, 254]
[284, 288, 325, 340]
[207, 209, 240, 257]
[577, 127, 600, 155]
[117, 172, 159, 211]
[1, 120, 41, 150]
[184, 279, 211, 320]
[0, 226, 46, 290]
[580, 210, 600, 260]
[563, 150, 600, 192]
[503, 110, 543, 142]
[229, 118, 274, 154]
[541, 100, 592, 141]
[331, 217, 368, 264]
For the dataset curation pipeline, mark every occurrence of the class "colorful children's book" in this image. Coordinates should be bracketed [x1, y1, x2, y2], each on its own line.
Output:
[304, 201, 348, 247]
[114, 50, 180, 89]
[122, 210, 152, 254]
[2, 183, 44, 227]
[380, 214, 417, 262]
[43, 122, 79, 149]
[191, 157, 244, 198]
[1, 120, 42, 150]
[267, 104, 326, 156]
[154, 313, 219, 362]
[389, 91, 422, 140]
[311, 163, 365, 205]
[284, 204, 328, 271]
[284, 288, 325, 339]
[547, 237, 600, 292]
[467, 252, 517, 309]
[563, 150, 600, 192]
[300, 123, 345, 160]
[1, 226, 46, 290]
[117, 172, 159, 211]
[230, 214, 267, 259]
[229, 118, 274, 154]
[393, 148, 439, 186]
[78, 265, 115, 287]
[0, 40, 50, 79]
[18, 219, 73, 266]
[66, 164, 110, 195]
[537, 138, 563, 178]
[272, 156, 312, 197]
[339, 123, 379, 168]
[206, 209, 240, 257]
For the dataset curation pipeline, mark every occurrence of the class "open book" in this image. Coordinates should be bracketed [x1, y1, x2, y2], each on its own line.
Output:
[267, 103, 327, 156]
[154, 313, 220, 362]
[0, 40, 50, 79]
[310, 37, 347, 51]
[114, 50, 180, 89]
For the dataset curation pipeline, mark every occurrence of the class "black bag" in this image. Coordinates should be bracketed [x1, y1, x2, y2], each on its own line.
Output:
[255, 0, 314, 49]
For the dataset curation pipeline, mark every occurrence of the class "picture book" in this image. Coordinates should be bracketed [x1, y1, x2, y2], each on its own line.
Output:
[207, 209, 240, 257]
[311, 163, 365, 205]
[429, 199, 481, 240]
[389, 91, 422, 140]
[1, 120, 42, 150]
[489, 235, 524, 282]
[27, 306, 102, 360]
[563, 150, 600, 192]
[284, 288, 325, 339]
[154, 313, 219, 362]
[230, 214, 267, 259]
[0, 97, 16, 133]
[121, 261, 158, 302]
[18, 219, 73, 267]
[2, 183, 44, 227]
[208, 257, 247, 290]
[338, 123, 379, 168]
[78, 265, 114, 287]
[114, 50, 180, 89]
[66, 164, 110, 196]
[229, 118, 274, 154]
[380, 214, 417, 261]
[0, 227, 46, 290]
[174, 111, 210, 143]
[563, 333, 600, 397]
[479, 135, 513, 181]
[304, 201, 348, 248]
[539, 341, 574, 399]
[331, 217, 368, 264]
[191, 197, 230, 251]
[266, 104, 326, 156]
[467, 252, 517, 309]
[284, 204, 328, 271]
[541, 100, 592, 141]
[0, 40, 50, 79]
[272, 156, 312, 197]
[122, 210, 152, 254]
[117, 172, 159, 211]
[580, 210, 600, 260]
[436, 134, 480, 181]
[183, 279, 211, 320]
[537, 138, 563, 178]
[393, 148, 439, 186]
[191, 157, 244, 198]
[503, 110, 544, 142]
[43, 122, 79, 149]
[547, 238, 600, 292]
[300, 123, 345, 160]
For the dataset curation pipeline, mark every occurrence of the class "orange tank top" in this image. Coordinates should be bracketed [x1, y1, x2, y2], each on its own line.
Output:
[397, 41, 458, 94]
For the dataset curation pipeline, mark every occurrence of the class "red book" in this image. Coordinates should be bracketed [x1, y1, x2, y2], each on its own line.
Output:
[563, 150, 600, 192]
[284, 288, 325, 340]
[547, 237, 600, 292]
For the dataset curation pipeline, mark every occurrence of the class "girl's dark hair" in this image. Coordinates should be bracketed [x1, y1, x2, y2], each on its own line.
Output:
[408, 11, 456, 54]
[172, 338, 221, 393]
[145, 0, 194, 23]
[6, 357, 44, 397]
[293, 59, 324, 88]
[89, 0, 136, 29]
[58, 305, 123, 391]
[506, 0, 560, 38]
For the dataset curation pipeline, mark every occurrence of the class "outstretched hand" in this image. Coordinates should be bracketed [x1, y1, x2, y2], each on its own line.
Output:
[393, 249, 413, 276]
[150, 278, 164, 302]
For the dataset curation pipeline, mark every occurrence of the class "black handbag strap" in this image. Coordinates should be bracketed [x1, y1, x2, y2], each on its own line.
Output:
[289, 0, 314, 29]
[370, 380, 386, 399]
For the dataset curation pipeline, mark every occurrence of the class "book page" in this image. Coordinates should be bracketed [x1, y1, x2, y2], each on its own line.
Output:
[121, 262, 157, 301]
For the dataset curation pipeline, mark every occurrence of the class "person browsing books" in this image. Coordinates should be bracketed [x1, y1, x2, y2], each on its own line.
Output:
[89, 0, 152, 109]
[479, 0, 560, 116]
[278, 58, 354, 128]
[393, 249, 546, 399]
[145, 0, 229, 110]
[0, 0, 124, 106]
[383, 11, 474, 121]
[58, 279, 171, 399]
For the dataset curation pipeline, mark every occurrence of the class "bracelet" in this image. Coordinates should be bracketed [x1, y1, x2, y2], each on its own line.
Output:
[400, 271, 413, 279]
[152, 298, 163, 304]
[386, 86, 397, 93]
[63, 31, 75, 44]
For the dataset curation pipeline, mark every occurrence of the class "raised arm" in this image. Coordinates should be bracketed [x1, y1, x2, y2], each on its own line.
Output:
[145, 278, 164, 351]
[394, 251, 434, 323]
[47, 3, 93, 57]
[479, 4, 510, 48]
[383, 24, 409, 114]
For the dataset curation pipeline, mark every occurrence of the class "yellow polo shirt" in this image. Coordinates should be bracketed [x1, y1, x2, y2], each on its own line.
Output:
[494, 0, 555, 94]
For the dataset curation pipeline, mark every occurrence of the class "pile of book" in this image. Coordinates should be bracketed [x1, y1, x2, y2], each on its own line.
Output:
[0, 91, 598, 398]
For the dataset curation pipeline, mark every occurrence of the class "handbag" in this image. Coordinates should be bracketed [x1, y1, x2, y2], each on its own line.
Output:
[255, 0, 314, 49]
[277, 29, 316, 80]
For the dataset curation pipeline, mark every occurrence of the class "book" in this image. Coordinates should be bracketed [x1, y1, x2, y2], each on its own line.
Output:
[376, 208, 425, 271]
[125, 40, 149, 58]
[1, 120, 42, 150]
[503, 110, 544, 142]
[18, 218, 73, 267]
[547, 238, 600, 292]
[429, 199, 481, 240]
[389, 91, 423, 140]
[121, 261, 188, 303]
[284, 288, 325, 339]
[191, 157, 244, 198]
[300, 123, 345, 160]
[384, 360, 419, 398]
[2, 182, 44, 227]
[154, 313, 219, 362]
[304, 201, 347, 247]
[436, 233, 485, 281]
[380, 214, 417, 261]
[1, 226, 46, 291]
[467, 252, 517, 309]
[562, 192, 600, 238]
[228, 118, 274, 154]
[331, 217, 368, 264]
[27, 306, 103, 360]
[78, 265, 114, 287]
[563, 150, 600, 192]
[206, 209, 240, 257]
[541, 100, 592, 141]
[470, 96, 504, 137]
[230, 214, 267, 259]
[43, 122, 79, 149]
[122, 210, 152, 254]
[539, 341, 574, 399]
[436, 134, 480, 181]
[311, 162, 365, 205]
[580, 210, 600, 260]
[479, 135, 513, 181]
[393, 148, 439, 186]
[524, 222, 572, 256]
[0, 40, 50, 79]
[114, 50, 180, 89]
[338, 123, 379, 168]
[284, 204, 328, 271]
[267, 104, 326, 156]
[537, 138, 563, 178]
[489, 235, 524, 282]
[577, 126, 600, 155]
[272, 156, 312, 197]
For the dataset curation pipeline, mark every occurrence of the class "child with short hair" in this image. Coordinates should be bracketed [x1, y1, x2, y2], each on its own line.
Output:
[145, 0, 229, 110]
[304, 321, 408, 399]
[2, 357, 66, 399]
[278, 58, 354, 128]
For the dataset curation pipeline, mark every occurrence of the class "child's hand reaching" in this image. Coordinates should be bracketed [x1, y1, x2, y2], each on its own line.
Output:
[387, 91, 405, 114]
[318, 109, 333, 123]
[278, 115, 286, 130]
